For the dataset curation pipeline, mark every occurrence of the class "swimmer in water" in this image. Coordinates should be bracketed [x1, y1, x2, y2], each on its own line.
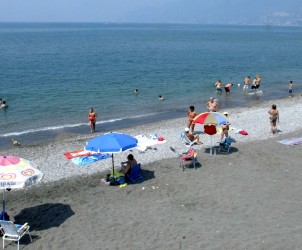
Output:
[159, 95, 164, 100]
[133, 89, 139, 94]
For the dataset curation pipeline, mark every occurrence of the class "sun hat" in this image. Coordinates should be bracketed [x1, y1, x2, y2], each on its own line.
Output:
[185, 127, 190, 132]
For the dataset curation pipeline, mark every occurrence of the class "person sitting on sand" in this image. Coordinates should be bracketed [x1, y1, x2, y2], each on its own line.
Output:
[268, 104, 279, 134]
[206, 97, 219, 112]
[120, 154, 137, 175]
[187, 106, 197, 133]
[220, 123, 229, 144]
[185, 127, 202, 144]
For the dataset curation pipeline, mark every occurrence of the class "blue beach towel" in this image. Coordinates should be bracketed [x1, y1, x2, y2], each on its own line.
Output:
[71, 154, 110, 166]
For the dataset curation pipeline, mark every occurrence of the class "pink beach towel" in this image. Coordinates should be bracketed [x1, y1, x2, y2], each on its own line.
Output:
[64, 150, 91, 160]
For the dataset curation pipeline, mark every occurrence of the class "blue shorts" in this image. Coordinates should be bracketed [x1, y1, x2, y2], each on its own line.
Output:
[289, 89, 293, 94]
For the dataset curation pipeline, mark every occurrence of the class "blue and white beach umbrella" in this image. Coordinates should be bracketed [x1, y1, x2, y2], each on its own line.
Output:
[85, 132, 138, 173]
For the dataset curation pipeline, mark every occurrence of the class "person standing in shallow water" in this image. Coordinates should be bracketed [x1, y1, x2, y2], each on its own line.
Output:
[289, 81, 293, 97]
[88, 108, 97, 133]
[268, 104, 279, 135]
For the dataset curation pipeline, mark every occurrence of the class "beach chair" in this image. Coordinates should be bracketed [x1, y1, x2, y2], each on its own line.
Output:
[0, 220, 32, 250]
[219, 137, 232, 154]
[179, 147, 198, 171]
[127, 163, 143, 183]
[180, 133, 198, 147]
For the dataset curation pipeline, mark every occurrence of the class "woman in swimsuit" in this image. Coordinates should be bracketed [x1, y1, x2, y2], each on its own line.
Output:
[187, 106, 197, 133]
[88, 108, 97, 133]
[220, 123, 229, 144]
[268, 104, 279, 134]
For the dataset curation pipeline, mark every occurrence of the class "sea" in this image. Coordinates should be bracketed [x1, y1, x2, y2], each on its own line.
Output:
[1, 23, 302, 149]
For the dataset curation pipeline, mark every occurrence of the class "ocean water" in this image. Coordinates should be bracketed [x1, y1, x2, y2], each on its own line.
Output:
[1, 23, 302, 148]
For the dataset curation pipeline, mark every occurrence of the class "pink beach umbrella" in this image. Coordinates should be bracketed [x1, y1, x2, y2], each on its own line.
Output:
[0, 156, 43, 219]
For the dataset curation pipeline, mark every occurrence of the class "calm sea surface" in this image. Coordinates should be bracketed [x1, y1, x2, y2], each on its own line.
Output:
[1, 23, 302, 148]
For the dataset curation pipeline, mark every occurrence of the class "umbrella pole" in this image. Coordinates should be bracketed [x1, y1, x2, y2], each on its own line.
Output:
[112, 153, 114, 175]
[2, 189, 5, 220]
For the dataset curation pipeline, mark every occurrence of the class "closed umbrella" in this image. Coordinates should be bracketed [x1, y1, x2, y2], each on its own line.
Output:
[85, 132, 138, 174]
[0, 156, 43, 220]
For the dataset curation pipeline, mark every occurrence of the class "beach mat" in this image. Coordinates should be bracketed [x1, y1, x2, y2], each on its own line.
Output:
[64, 149, 92, 160]
[277, 137, 302, 145]
[71, 154, 111, 166]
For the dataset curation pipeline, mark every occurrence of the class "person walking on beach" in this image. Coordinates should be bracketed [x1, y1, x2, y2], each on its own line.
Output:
[243, 76, 250, 92]
[206, 97, 220, 112]
[187, 106, 197, 133]
[88, 108, 97, 133]
[215, 80, 223, 94]
[268, 104, 279, 134]
[224, 83, 233, 95]
[289, 81, 293, 97]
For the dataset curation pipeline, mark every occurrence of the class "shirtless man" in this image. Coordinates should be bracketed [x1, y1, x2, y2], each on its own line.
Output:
[255, 75, 262, 90]
[220, 123, 229, 144]
[215, 80, 223, 94]
[268, 104, 279, 134]
[251, 77, 258, 90]
[243, 76, 250, 91]
[185, 128, 202, 144]
[224, 83, 233, 95]
[206, 97, 220, 112]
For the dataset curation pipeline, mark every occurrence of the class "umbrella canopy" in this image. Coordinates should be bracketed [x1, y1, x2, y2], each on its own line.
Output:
[193, 112, 229, 125]
[0, 155, 43, 219]
[85, 132, 138, 174]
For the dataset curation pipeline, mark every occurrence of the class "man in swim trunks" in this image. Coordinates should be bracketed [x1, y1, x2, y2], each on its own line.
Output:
[255, 75, 262, 90]
[88, 108, 97, 133]
[251, 77, 258, 90]
[243, 76, 250, 91]
[206, 97, 220, 112]
[215, 80, 223, 94]
[224, 83, 233, 95]
[268, 104, 279, 134]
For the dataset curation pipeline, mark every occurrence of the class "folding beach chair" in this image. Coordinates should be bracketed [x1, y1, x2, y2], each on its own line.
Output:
[219, 137, 232, 154]
[179, 147, 198, 171]
[180, 133, 198, 147]
[127, 164, 143, 183]
[0, 220, 32, 250]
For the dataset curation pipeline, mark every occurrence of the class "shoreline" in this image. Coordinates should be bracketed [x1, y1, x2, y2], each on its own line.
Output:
[1, 95, 302, 184]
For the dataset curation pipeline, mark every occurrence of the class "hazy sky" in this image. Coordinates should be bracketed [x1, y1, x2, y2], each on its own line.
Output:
[1, 0, 302, 24]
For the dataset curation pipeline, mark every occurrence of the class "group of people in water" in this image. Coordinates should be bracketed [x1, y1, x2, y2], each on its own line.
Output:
[215, 75, 262, 95]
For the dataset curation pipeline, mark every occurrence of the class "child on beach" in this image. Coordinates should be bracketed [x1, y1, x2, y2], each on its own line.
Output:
[289, 81, 293, 97]
[268, 104, 279, 134]
[187, 106, 197, 133]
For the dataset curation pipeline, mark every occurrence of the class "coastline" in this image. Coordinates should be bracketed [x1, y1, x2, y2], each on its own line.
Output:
[1, 95, 302, 183]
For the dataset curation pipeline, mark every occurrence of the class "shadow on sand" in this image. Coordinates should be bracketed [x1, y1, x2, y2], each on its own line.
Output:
[14, 203, 75, 231]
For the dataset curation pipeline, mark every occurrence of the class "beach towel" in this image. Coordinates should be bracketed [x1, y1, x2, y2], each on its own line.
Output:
[135, 134, 167, 152]
[71, 154, 111, 166]
[64, 149, 91, 160]
[277, 137, 302, 145]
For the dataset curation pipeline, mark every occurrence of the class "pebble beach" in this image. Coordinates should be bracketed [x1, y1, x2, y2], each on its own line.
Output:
[1, 95, 302, 249]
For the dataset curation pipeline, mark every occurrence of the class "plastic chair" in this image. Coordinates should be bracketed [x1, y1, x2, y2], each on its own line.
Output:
[0, 220, 32, 250]
[180, 133, 198, 147]
[179, 147, 198, 171]
[219, 137, 232, 154]
[127, 164, 143, 183]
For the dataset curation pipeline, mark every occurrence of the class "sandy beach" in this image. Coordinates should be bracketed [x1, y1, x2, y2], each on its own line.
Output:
[1, 96, 302, 249]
